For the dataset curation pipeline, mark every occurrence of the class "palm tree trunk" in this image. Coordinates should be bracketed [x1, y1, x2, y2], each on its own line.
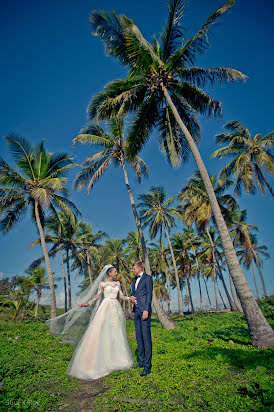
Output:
[34, 289, 41, 318]
[186, 275, 195, 313]
[161, 84, 274, 347]
[60, 249, 68, 312]
[195, 257, 203, 310]
[217, 280, 227, 309]
[66, 248, 72, 310]
[34, 200, 56, 321]
[252, 259, 259, 300]
[86, 252, 92, 284]
[215, 259, 238, 311]
[120, 157, 177, 329]
[229, 274, 243, 312]
[165, 268, 172, 314]
[203, 277, 212, 309]
[163, 223, 184, 316]
[206, 228, 236, 311]
[213, 268, 218, 310]
[253, 254, 267, 297]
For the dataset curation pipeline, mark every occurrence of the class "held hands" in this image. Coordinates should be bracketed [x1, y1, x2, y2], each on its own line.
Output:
[78, 302, 90, 307]
[130, 296, 137, 304]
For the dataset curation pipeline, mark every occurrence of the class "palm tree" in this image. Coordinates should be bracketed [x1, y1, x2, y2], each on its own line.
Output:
[73, 117, 177, 328]
[230, 207, 258, 249]
[124, 230, 143, 262]
[238, 235, 269, 300]
[31, 212, 84, 310]
[229, 208, 268, 298]
[25, 266, 49, 318]
[150, 239, 172, 313]
[86, 1, 274, 346]
[211, 121, 274, 197]
[137, 186, 184, 315]
[178, 172, 238, 312]
[154, 280, 169, 309]
[0, 134, 79, 321]
[171, 232, 194, 313]
[180, 227, 203, 310]
[74, 221, 108, 284]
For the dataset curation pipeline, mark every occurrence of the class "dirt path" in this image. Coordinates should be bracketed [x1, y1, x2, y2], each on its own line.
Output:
[58, 377, 109, 411]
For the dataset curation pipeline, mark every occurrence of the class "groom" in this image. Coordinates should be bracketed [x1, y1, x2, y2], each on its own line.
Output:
[131, 261, 153, 377]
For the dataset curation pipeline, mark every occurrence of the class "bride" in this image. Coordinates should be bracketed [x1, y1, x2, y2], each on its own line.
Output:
[45, 264, 136, 380]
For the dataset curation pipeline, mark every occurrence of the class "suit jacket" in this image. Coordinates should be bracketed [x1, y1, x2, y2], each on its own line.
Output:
[131, 272, 153, 313]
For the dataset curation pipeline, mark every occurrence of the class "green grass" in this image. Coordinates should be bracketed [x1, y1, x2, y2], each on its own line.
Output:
[0, 300, 273, 411]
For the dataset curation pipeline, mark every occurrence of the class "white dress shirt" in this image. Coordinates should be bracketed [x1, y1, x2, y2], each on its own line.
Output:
[135, 271, 143, 290]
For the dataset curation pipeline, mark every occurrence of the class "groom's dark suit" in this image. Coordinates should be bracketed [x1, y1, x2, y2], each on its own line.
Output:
[131, 272, 153, 370]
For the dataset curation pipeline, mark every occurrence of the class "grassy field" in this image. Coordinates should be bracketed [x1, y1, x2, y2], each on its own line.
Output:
[0, 298, 273, 411]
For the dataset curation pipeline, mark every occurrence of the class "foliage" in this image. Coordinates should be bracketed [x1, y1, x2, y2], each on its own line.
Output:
[0, 302, 273, 411]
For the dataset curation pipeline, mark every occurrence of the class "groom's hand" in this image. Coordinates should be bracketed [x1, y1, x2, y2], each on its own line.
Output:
[142, 310, 149, 320]
[130, 296, 137, 304]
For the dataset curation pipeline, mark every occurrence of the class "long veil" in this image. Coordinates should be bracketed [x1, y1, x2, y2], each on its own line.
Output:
[45, 264, 113, 347]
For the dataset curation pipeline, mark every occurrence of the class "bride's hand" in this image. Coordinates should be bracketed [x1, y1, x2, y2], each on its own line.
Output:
[78, 303, 89, 307]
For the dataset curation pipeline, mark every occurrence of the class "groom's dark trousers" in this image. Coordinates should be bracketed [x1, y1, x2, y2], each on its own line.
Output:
[131, 273, 153, 370]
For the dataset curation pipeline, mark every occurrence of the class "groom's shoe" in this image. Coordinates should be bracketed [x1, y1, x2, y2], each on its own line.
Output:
[140, 368, 151, 377]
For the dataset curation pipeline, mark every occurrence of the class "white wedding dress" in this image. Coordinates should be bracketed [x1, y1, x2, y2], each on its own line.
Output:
[67, 280, 134, 380]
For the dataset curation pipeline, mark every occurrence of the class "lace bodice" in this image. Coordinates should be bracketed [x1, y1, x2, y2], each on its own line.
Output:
[87, 281, 130, 306]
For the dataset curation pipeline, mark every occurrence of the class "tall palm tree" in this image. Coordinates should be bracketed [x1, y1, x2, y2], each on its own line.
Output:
[137, 186, 184, 315]
[73, 117, 177, 328]
[211, 121, 274, 197]
[31, 212, 83, 310]
[229, 207, 267, 297]
[0, 134, 79, 321]
[180, 227, 203, 310]
[150, 239, 172, 313]
[86, 1, 274, 346]
[238, 235, 269, 300]
[171, 232, 194, 313]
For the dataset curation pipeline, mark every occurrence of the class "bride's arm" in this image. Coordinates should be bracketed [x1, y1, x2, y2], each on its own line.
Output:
[118, 282, 131, 301]
[87, 282, 104, 306]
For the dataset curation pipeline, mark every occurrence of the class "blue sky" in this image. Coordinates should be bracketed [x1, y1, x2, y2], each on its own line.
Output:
[0, 0, 273, 309]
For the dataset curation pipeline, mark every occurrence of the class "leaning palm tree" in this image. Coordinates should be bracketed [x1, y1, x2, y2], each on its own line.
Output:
[211, 121, 274, 197]
[0, 134, 79, 321]
[137, 186, 184, 315]
[89, 0, 274, 346]
[73, 117, 177, 328]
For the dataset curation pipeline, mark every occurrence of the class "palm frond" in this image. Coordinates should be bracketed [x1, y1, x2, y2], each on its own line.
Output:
[161, 0, 185, 61]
